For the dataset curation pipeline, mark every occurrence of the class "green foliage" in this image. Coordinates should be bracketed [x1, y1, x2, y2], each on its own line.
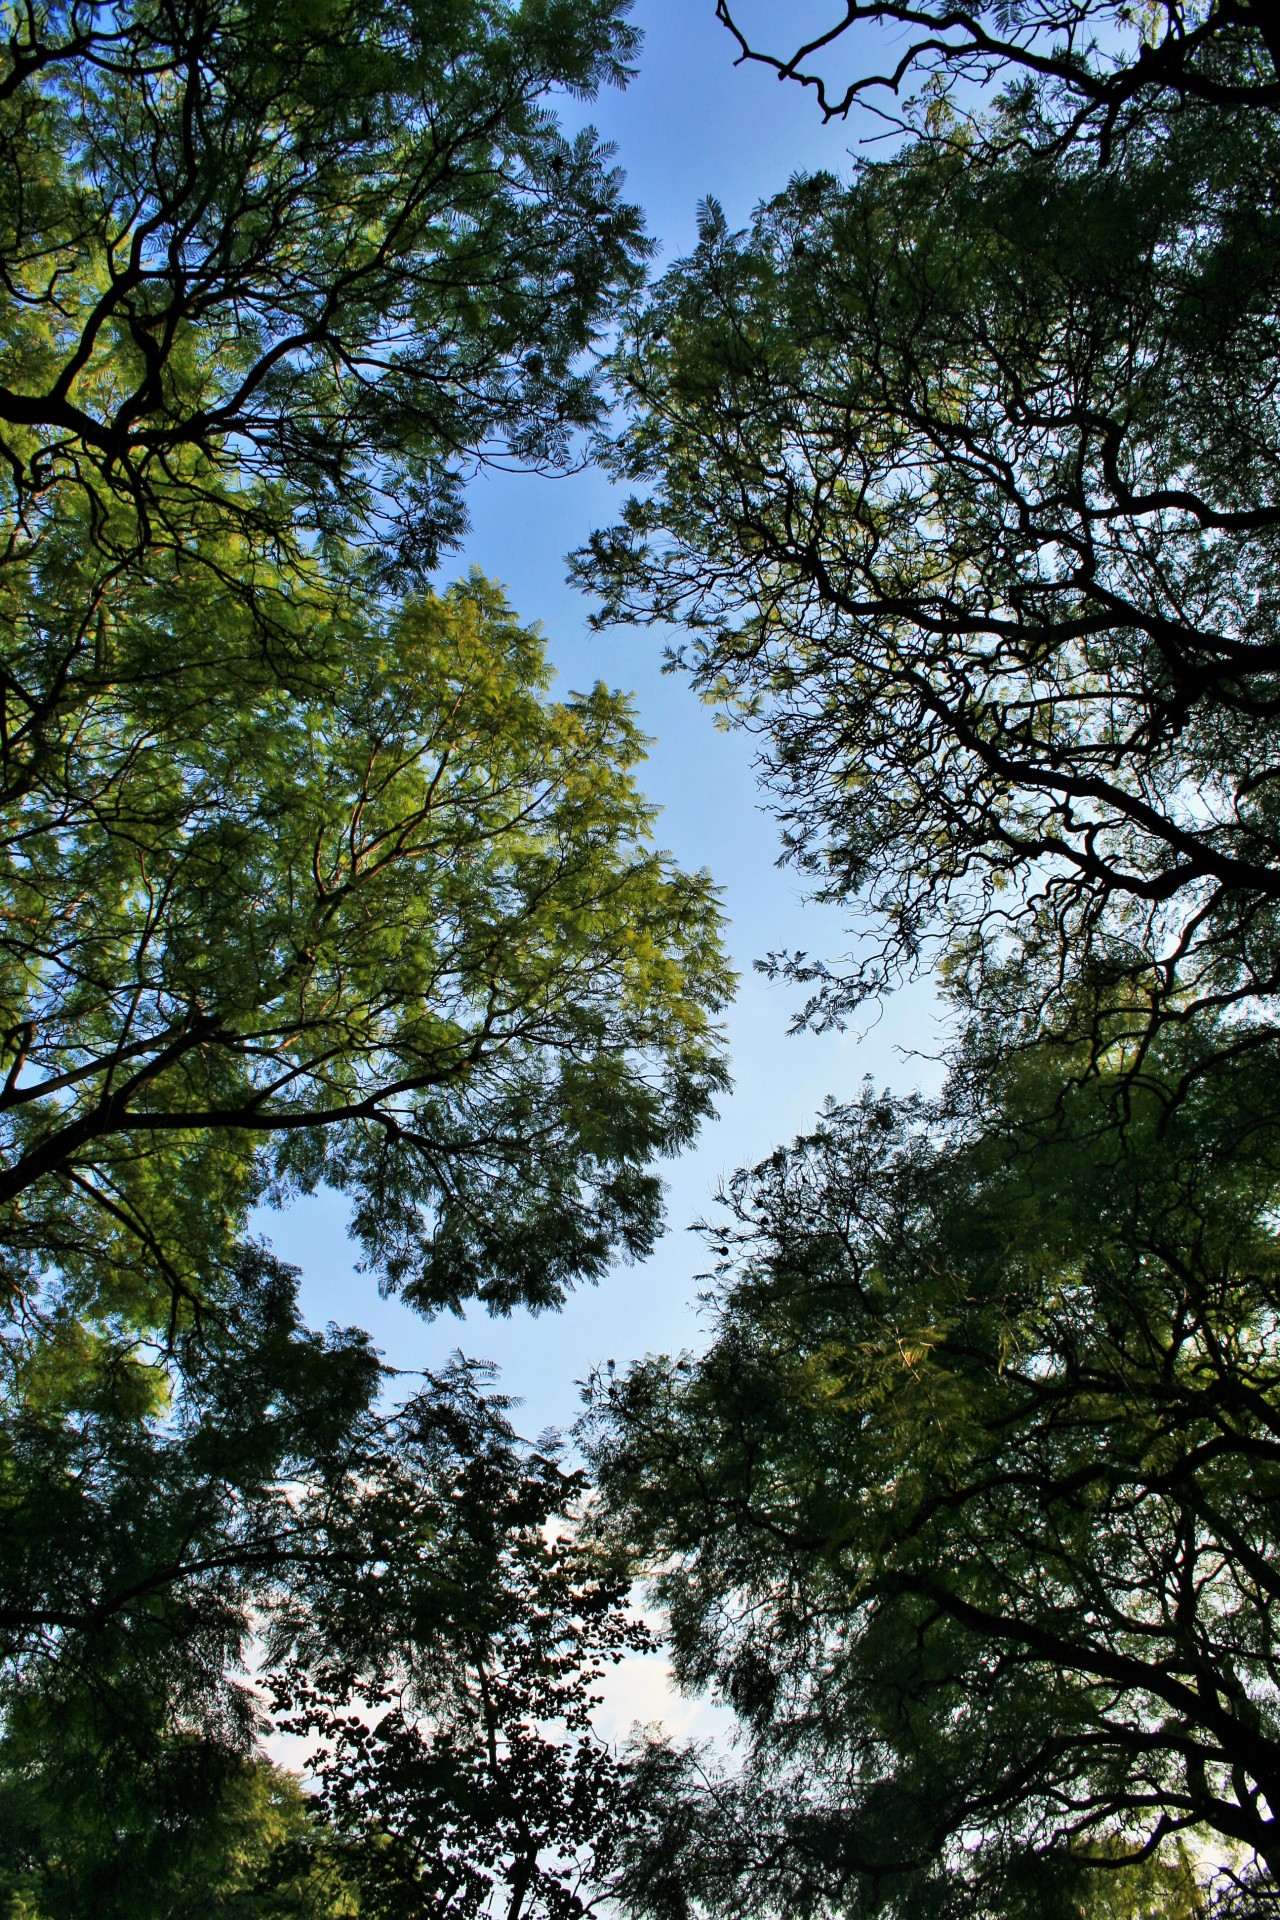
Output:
[0, 3, 731, 1914]
[586, 1034, 1280, 1914]
[0, 1741, 357, 1919]
[20, 1, 1280, 1912]
[275, 1420, 650, 1920]
[569, 9, 1280, 1920]
[0, 0, 723, 1343]
[0, 0, 732, 1340]
[0, 565, 730, 1327]
[0, 0, 646, 576]
[0, 542, 728, 1902]
[0, 1247, 378, 1683]
[0, 1258, 647, 1919]
[576, 58, 1280, 1061]
[0, 1245, 369, 1915]
[0, 6, 738, 1899]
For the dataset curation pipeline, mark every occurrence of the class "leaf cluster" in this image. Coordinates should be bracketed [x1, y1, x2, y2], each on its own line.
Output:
[1, 562, 731, 1330]
[585, 1039, 1280, 1913]
[0, 7, 737, 1903]
[575, 10, 1280, 1920]
[0, 1247, 650, 1919]
[0, 0, 648, 576]
[576, 51, 1280, 1074]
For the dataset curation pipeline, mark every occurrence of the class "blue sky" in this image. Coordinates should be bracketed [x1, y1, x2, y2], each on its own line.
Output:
[273, 1, 944, 1438]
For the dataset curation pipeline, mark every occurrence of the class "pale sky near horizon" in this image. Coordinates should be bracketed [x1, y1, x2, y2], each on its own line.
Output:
[269, 0, 947, 1443]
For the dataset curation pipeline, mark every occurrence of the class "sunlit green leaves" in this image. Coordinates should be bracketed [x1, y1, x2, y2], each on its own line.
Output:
[0, 0, 647, 576]
[0, 562, 730, 1331]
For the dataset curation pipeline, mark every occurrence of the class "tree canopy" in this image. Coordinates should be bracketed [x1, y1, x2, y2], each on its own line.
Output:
[10, 0, 1280, 1910]
[0, 8, 734, 1907]
[2, 563, 730, 1328]
[563, 7, 1280, 1917]
[0, 549, 729, 1907]
[0, 1740, 359, 1918]
[576, 56, 1280, 1068]
[0, 0, 646, 576]
[572, 10, 1280, 1913]
[275, 1411, 649, 1920]
[0, 1259, 635, 1919]
[0, 0, 731, 1343]
[586, 1037, 1280, 1915]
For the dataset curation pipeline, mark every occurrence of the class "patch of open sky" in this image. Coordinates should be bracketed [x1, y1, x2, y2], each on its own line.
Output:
[268, 0, 946, 1443]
